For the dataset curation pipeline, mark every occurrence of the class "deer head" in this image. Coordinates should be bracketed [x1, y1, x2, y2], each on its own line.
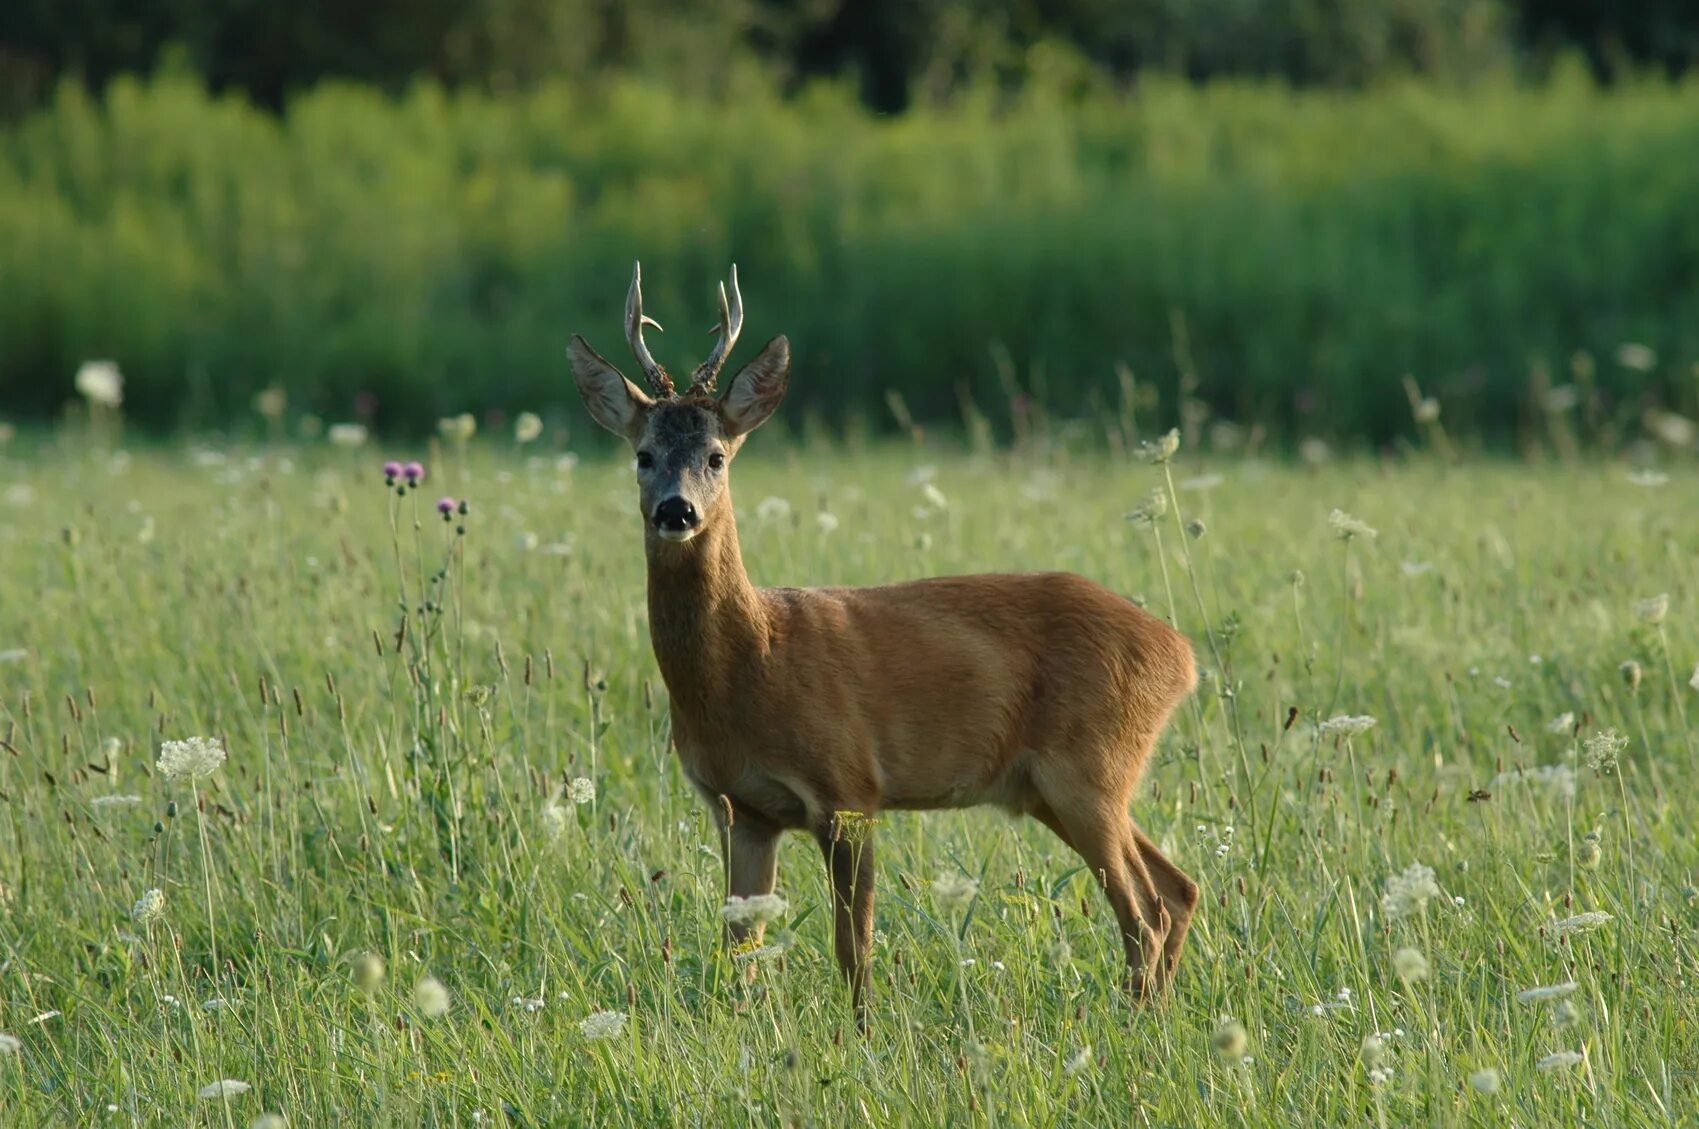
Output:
[571, 263, 790, 543]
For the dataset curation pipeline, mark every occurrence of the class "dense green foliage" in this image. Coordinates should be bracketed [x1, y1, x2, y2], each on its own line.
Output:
[3, 68, 1699, 439]
[1, 433, 1696, 1124]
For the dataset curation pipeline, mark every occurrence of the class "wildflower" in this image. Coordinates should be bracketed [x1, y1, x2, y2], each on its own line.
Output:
[1469, 1068, 1500, 1094]
[1211, 1018, 1248, 1060]
[1328, 509, 1377, 541]
[328, 423, 368, 448]
[1063, 1046, 1092, 1076]
[403, 462, 425, 484]
[1135, 428, 1181, 464]
[1582, 729, 1627, 773]
[156, 736, 226, 782]
[1635, 594, 1669, 625]
[1360, 1034, 1386, 1067]
[1619, 660, 1642, 691]
[1393, 947, 1429, 982]
[580, 1010, 627, 1040]
[251, 1115, 289, 1129]
[1536, 1050, 1584, 1073]
[0, 1033, 19, 1054]
[1380, 863, 1440, 923]
[515, 412, 544, 443]
[513, 995, 546, 1012]
[1400, 561, 1432, 577]
[1615, 342, 1656, 371]
[734, 930, 797, 962]
[721, 893, 789, 928]
[1413, 398, 1440, 423]
[75, 361, 124, 407]
[932, 872, 980, 914]
[439, 413, 477, 442]
[816, 511, 840, 534]
[1319, 714, 1377, 737]
[414, 976, 450, 1019]
[1185, 518, 1207, 539]
[1691, 663, 1699, 692]
[1554, 911, 1613, 935]
[351, 952, 386, 994]
[1626, 469, 1669, 487]
[436, 496, 456, 518]
[254, 387, 287, 421]
[197, 1080, 252, 1100]
[1548, 711, 1575, 734]
[1551, 999, 1580, 1028]
[1299, 437, 1331, 464]
[132, 888, 166, 925]
[1575, 829, 1602, 871]
[756, 496, 792, 523]
[542, 800, 568, 841]
[1125, 488, 1168, 527]
[90, 794, 144, 809]
[568, 777, 596, 805]
[1517, 981, 1578, 1003]
[921, 482, 948, 510]
[1491, 764, 1576, 799]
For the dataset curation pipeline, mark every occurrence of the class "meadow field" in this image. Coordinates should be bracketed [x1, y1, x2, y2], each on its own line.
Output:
[1, 427, 1695, 1126]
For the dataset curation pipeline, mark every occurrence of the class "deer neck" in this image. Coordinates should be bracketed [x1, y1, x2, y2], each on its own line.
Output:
[645, 494, 767, 724]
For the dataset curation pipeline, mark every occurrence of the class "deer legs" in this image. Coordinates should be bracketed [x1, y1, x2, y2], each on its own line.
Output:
[719, 807, 781, 949]
[817, 820, 875, 1028]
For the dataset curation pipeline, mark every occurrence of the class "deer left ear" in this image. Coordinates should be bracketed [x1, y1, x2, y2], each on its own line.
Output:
[720, 336, 789, 437]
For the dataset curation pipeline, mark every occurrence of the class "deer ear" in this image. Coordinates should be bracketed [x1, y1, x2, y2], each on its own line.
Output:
[570, 335, 653, 438]
[720, 336, 789, 437]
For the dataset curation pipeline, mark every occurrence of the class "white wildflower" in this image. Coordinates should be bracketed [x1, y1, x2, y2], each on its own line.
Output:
[515, 412, 544, 443]
[568, 777, 596, 805]
[1135, 428, 1181, 464]
[1469, 1068, 1501, 1094]
[1125, 488, 1168, 527]
[541, 799, 568, 841]
[351, 952, 385, 994]
[156, 736, 226, 782]
[756, 496, 792, 523]
[815, 511, 840, 534]
[132, 888, 166, 925]
[1635, 594, 1669, 625]
[733, 930, 797, 962]
[512, 995, 546, 1013]
[1582, 729, 1627, 772]
[1413, 398, 1440, 423]
[251, 1115, 289, 1129]
[1543, 385, 1579, 413]
[1690, 663, 1699, 692]
[1536, 1050, 1584, 1073]
[721, 893, 790, 928]
[75, 361, 124, 407]
[1517, 981, 1578, 1004]
[1551, 999, 1580, 1028]
[1615, 342, 1656, 371]
[1393, 947, 1429, 982]
[1554, 911, 1613, 936]
[438, 413, 477, 442]
[413, 976, 450, 1019]
[1380, 863, 1440, 923]
[90, 794, 144, 809]
[932, 872, 980, 914]
[1063, 1046, 1093, 1076]
[1400, 561, 1433, 577]
[0, 648, 26, 663]
[327, 423, 368, 448]
[1547, 712, 1575, 734]
[197, 1080, 252, 1100]
[920, 482, 947, 510]
[1319, 714, 1377, 737]
[1328, 509, 1377, 541]
[1211, 1018, 1248, 1059]
[0, 1033, 19, 1054]
[1626, 469, 1668, 487]
[579, 1009, 627, 1040]
[1299, 437, 1332, 464]
[1491, 763, 1577, 800]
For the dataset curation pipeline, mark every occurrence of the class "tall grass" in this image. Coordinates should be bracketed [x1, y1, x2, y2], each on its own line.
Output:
[3, 64, 1699, 439]
[0, 428, 1695, 1124]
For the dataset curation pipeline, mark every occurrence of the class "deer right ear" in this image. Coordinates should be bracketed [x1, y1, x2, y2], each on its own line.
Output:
[570, 334, 653, 438]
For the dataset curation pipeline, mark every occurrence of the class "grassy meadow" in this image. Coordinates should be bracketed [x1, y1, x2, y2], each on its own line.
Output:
[1, 429, 1697, 1126]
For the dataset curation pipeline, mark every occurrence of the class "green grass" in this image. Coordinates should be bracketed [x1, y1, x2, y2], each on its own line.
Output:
[1, 429, 1696, 1125]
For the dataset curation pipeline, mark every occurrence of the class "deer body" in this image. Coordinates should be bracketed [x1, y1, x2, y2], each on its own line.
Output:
[573, 264, 1200, 1022]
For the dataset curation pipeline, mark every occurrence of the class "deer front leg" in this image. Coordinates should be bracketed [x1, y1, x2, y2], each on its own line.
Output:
[816, 817, 876, 1028]
[719, 805, 781, 951]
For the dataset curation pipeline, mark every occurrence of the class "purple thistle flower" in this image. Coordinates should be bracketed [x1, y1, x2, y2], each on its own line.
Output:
[437, 496, 456, 516]
[383, 460, 402, 481]
[404, 462, 425, 484]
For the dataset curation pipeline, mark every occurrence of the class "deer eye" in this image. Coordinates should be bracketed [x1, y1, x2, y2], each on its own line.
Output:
[708, 451, 725, 471]
[635, 451, 655, 470]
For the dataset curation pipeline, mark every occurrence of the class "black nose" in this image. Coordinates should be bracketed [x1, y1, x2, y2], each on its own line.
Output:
[654, 496, 698, 531]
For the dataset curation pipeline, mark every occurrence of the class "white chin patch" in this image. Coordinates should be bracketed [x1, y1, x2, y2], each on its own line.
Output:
[656, 525, 698, 543]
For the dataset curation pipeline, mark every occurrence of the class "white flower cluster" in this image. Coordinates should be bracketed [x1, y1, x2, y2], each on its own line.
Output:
[157, 736, 227, 782]
[1380, 863, 1440, 923]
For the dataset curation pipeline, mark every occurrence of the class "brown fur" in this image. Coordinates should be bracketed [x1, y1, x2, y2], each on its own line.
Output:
[572, 268, 1201, 1023]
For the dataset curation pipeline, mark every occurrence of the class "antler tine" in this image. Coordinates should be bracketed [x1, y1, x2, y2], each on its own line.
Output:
[625, 261, 674, 397]
[688, 264, 744, 395]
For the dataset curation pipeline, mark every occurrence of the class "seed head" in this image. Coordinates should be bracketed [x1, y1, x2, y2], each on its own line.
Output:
[1393, 946, 1429, 983]
[413, 976, 451, 1019]
[132, 888, 166, 925]
[1635, 593, 1669, 625]
[568, 777, 596, 805]
[1328, 508, 1377, 541]
[1125, 488, 1168, 527]
[1582, 729, 1627, 773]
[351, 952, 386, 994]
[1135, 428, 1181, 465]
[1575, 829, 1602, 871]
[1619, 660, 1642, 691]
[1185, 518, 1207, 539]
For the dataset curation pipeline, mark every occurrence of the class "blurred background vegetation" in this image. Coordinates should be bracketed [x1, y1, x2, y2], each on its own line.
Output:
[2, 0, 1697, 442]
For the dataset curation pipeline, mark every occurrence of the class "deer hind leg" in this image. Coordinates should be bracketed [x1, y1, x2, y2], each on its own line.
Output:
[1130, 823, 1199, 982]
[816, 820, 876, 1029]
[1030, 793, 1166, 1001]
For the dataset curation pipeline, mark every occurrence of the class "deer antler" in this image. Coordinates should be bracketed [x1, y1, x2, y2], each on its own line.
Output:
[626, 261, 673, 397]
[687, 265, 743, 396]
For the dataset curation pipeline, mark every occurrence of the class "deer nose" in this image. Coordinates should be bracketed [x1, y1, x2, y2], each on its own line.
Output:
[654, 496, 698, 531]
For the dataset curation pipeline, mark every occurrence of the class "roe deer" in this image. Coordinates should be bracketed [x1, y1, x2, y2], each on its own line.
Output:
[570, 263, 1199, 1022]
